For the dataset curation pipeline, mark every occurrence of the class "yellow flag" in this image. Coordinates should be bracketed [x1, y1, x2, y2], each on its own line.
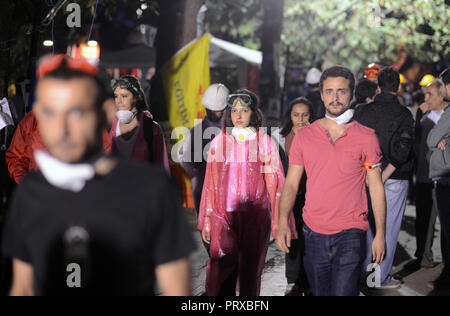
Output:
[162, 34, 211, 129]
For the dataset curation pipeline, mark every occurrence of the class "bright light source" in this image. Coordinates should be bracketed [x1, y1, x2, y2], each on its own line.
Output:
[87, 40, 98, 47]
[141, 3, 148, 10]
[136, 8, 143, 16]
[81, 44, 100, 61]
[43, 40, 54, 47]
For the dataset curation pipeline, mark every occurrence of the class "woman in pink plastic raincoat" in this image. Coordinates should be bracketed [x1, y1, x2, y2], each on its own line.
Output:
[198, 89, 298, 296]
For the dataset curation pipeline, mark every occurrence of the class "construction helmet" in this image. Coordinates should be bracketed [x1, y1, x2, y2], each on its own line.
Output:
[364, 63, 382, 80]
[202, 83, 230, 111]
[306, 68, 322, 85]
[419, 74, 435, 87]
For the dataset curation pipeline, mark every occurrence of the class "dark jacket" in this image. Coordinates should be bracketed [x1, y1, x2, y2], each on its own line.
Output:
[178, 117, 223, 211]
[415, 113, 436, 183]
[354, 92, 415, 180]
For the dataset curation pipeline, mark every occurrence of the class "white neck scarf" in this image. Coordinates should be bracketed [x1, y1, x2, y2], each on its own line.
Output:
[34, 150, 98, 192]
[326, 109, 355, 125]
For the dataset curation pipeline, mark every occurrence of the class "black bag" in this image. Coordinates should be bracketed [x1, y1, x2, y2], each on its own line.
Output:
[142, 114, 154, 163]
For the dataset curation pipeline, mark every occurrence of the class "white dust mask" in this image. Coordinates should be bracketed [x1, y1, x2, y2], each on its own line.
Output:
[326, 109, 355, 125]
[34, 150, 97, 192]
[232, 127, 257, 143]
[116, 110, 136, 124]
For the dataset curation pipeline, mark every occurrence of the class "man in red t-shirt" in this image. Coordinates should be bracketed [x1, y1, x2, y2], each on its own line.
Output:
[276, 66, 387, 296]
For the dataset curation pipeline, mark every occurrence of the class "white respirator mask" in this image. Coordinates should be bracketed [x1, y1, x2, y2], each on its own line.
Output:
[232, 127, 257, 143]
[325, 109, 355, 125]
[116, 110, 136, 124]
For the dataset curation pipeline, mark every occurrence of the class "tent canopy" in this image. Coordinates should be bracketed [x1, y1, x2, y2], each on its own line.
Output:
[209, 37, 262, 67]
[100, 37, 262, 69]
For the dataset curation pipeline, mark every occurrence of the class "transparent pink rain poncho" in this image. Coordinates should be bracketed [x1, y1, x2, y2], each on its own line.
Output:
[198, 130, 298, 296]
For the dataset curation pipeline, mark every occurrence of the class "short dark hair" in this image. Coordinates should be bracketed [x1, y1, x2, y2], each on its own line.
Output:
[280, 97, 313, 137]
[224, 89, 264, 131]
[412, 90, 424, 106]
[320, 66, 355, 96]
[378, 67, 400, 93]
[440, 68, 450, 85]
[354, 79, 378, 104]
[41, 61, 107, 113]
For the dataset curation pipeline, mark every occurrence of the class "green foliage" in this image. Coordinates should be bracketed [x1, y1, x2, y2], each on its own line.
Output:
[205, 0, 449, 71]
[283, 0, 450, 70]
[204, 0, 263, 50]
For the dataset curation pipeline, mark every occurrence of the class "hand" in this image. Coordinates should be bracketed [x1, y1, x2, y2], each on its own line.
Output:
[419, 102, 429, 114]
[202, 228, 211, 245]
[372, 234, 386, 266]
[438, 139, 447, 151]
[276, 221, 292, 253]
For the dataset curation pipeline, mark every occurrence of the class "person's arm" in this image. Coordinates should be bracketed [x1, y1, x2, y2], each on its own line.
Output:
[5, 120, 31, 183]
[428, 111, 450, 148]
[156, 258, 191, 296]
[367, 167, 386, 265]
[9, 259, 34, 296]
[200, 159, 214, 245]
[276, 164, 304, 253]
[381, 163, 397, 184]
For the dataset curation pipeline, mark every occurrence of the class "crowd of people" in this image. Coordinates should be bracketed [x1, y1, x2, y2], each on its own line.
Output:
[0, 52, 449, 297]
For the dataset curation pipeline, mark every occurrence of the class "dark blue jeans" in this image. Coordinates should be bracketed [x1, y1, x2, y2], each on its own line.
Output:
[303, 225, 366, 296]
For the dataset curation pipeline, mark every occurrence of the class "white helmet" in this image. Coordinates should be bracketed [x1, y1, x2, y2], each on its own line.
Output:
[306, 68, 322, 85]
[202, 83, 230, 111]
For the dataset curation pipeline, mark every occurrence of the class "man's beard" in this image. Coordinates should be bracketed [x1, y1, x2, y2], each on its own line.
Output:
[49, 134, 103, 164]
[326, 102, 349, 118]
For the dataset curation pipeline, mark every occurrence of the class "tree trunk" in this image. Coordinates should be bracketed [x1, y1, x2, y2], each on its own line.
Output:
[0, 1, 15, 98]
[259, 0, 284, 119]
[151, 0, 203, 121]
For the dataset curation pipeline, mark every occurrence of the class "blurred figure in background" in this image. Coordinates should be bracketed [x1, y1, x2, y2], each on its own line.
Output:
[305, 68, 325, 120]
[355, 67, 415, 289]
[427, 68, 450, 291]
[405, 80, 447, 271]
[178, 83, 229, 254]
[272, 97, 312, 296]
[351, 79, 378, 109]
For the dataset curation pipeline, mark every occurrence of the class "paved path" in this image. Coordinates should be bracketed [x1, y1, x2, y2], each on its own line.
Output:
[187, 204, 450, 296]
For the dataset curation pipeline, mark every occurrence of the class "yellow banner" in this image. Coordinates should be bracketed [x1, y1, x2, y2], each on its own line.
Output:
[162, 34, 211, 129]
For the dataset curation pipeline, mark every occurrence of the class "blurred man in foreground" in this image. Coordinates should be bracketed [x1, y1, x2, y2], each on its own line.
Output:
[2, 55, 195, 296]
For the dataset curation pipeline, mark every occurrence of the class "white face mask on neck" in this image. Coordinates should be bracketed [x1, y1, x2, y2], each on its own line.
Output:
[232, 127, 257, 143]
[326, 109, 355, 125]
[34, 150, 97, 192]
[116, 110, 136, 124]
